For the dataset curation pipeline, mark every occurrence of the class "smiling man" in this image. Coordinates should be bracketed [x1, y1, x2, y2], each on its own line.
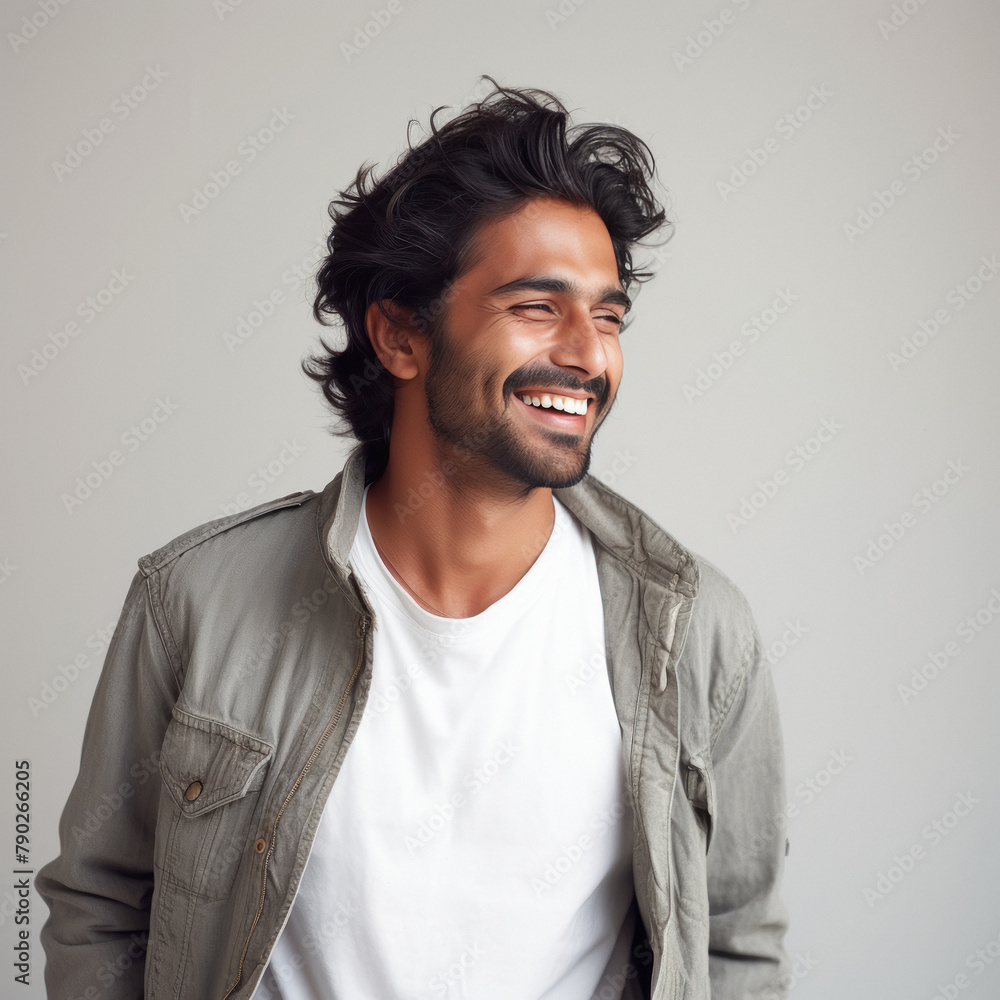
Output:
[361, 196, 626, 622]
[38, 80, 791, 1000]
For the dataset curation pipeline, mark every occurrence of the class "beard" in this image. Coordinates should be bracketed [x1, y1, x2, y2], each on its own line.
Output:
[422, 319, 611, 492]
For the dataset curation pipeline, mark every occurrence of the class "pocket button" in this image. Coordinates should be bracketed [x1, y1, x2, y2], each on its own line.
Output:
[184, 780, 203, 802]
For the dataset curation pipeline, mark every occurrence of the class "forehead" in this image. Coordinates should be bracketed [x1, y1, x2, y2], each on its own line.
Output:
[462, 197, 622, 293]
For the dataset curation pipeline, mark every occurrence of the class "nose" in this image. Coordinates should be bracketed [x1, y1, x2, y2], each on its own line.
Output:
[548, 305, 611, 383]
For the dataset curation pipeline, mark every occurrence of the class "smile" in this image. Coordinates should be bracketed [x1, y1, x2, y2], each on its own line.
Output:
[516, 392, 590, 415]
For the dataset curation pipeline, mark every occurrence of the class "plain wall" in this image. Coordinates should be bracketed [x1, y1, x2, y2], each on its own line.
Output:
[2, 1, 998, 996]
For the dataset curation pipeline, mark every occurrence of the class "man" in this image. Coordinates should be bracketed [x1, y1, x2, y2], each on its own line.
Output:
[38, 79, 791, 999]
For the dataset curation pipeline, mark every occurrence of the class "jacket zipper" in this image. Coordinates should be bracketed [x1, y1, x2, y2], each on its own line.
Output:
[221, 612, 370, 999]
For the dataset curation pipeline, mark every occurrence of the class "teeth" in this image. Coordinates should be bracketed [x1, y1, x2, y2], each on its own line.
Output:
[519, 393, 588, 414]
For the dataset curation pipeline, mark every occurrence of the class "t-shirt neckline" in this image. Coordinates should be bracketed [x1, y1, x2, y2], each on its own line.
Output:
[350, 484, 569, 644]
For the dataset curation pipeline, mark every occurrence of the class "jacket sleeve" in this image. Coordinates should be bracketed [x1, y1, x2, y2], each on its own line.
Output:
[36, 566, 181, 998]
[706, 617, 792, 1000]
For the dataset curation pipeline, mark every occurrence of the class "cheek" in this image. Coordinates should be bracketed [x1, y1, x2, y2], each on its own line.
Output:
[502, 326, 546, 362]
[605, 342, 624, 385]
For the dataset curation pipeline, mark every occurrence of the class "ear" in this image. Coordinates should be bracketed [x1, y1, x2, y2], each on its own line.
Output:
[365, 300, 428, 381]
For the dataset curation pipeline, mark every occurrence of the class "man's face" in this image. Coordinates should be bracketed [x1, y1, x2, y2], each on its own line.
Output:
[421, 196, 628, 491]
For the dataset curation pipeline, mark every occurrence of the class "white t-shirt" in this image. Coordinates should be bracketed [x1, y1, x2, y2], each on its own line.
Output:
[256, 488, 634, 1000]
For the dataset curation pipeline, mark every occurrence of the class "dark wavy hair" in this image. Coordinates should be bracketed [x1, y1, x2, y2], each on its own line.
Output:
[303, 75, 672, 485]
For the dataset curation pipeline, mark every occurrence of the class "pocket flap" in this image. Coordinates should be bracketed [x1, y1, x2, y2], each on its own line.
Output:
[158, 709, 274, 818]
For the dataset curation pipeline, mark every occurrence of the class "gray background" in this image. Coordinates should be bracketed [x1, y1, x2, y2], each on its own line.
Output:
[2, 1, 998, 996]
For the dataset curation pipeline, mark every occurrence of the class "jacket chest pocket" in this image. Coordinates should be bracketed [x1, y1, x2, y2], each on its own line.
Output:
[683, 753, 716, 854]
[155, 710, 274, 901]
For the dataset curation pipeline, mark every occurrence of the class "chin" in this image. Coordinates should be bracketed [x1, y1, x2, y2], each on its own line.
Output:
[545, 471, 588, 489]
[518, 447, 592, 490]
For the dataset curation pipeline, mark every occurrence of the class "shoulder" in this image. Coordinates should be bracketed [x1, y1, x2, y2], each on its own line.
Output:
[137, 490, 320, 578]
[678, 549, 763, 746]
[132, 489, 334, 659]
[686, 550, 756, 640]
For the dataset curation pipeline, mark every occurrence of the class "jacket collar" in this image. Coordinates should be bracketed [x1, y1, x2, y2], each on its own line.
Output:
[319, 444, 368, 577]
[553, 473, 698, 600]
[317, 444, 699, 601]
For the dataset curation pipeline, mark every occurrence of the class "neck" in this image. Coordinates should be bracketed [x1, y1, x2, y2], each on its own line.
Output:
[364, 440, 557, 619]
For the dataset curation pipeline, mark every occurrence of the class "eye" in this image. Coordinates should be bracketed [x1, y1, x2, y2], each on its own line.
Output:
[511, 303, 625, 331]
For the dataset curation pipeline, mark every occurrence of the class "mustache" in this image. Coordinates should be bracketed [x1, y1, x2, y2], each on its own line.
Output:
[505, 367, 609, 404]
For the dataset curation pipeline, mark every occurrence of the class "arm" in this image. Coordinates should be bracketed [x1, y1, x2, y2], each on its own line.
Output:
[36, 567, 181, 998]
[706, 619, 792, 1000]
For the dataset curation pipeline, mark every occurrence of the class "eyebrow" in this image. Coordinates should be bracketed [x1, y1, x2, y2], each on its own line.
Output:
[488, 275, 632, 312]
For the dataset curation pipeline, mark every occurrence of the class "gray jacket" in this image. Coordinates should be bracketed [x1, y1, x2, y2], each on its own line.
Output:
[38, 445, 791, 999]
